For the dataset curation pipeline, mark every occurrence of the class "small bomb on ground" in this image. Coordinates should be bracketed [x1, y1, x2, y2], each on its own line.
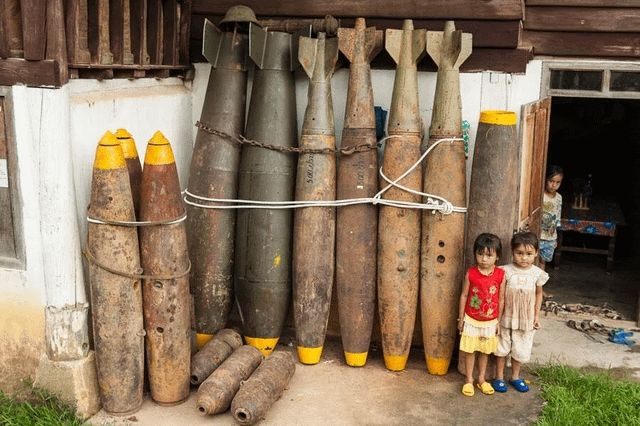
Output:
[190, 328, 243, 386]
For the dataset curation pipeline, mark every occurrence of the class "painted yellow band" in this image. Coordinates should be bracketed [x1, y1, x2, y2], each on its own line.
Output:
[115, 129, 139, 160]
[144, 131, 174, 165]
[344, 351, 368, 367]
[244, 336, 279, 357]
[426, 357, 450, 375]
[383, 354, 408, 371]
[94, 132, 125, 170]
[479, 110, 517, 126]
[297, 346, 323, 365]
[195, 333, 213, 350]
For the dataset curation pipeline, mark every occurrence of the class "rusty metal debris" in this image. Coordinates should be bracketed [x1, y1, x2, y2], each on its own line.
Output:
[543, 300, 625, 320]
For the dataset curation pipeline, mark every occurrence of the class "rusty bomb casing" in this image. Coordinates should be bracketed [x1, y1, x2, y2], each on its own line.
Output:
[420, 21, 472, 376]
[139, 131, 191, 405]
[115, 128, 142, 217]
[196, 345, 263, 416]
[186, 18, 251, 344]
[87, 131, 144, 415]
[235, 24, 309, 357]
[190, 328, 243, 386]
[335, 18, 383, 368]
[377, 20, 425, 372]
[292, 32, 339, 365]
[230, 351, 296, 425]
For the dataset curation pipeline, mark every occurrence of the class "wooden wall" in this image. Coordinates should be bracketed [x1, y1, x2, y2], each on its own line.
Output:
[522, 0, 640, 59]
[0, 0, 192, 88]
[191, 0, 532, 73]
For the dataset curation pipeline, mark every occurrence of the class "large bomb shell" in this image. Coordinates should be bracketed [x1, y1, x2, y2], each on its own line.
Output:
[196, 345, 263, 416]
[465, 111, 519, 268]
[377, 20, 425, 372]
[186, 18, 250, 343]
[420, 21, 471, 376]
[335, 18, 382, 367]
[115, 128, 142, 217]
[235, 24, 305, 357]
[87, 131, 144, 415]
[231, 351, 296, 425]
[293, 32, 339, 365]
[190, 328, 243, 386]
[139, 131, 191, 405]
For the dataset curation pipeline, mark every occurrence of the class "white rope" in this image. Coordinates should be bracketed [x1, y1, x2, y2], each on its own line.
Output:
[87, 212, 187, 226]
[183, 136, 467, 215]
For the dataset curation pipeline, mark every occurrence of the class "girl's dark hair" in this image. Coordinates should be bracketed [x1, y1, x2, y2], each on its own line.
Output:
[546, 164, 563, 180]
[473, 233, 502, 258]
[511, 231, 539, 251]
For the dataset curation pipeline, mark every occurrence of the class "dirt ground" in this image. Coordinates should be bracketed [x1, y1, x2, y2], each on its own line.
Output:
[89, 253, 639, 425]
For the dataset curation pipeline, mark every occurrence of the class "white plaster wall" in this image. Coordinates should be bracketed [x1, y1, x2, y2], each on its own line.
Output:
[68, 78, 194, 238]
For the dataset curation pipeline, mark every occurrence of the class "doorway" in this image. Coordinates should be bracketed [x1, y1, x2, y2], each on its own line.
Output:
[545, 96, 640, 322]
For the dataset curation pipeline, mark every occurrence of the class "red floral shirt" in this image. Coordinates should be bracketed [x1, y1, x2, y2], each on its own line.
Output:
[464, 266, 504, 321]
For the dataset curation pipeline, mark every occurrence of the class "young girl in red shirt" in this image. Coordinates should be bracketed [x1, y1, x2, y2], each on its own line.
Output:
[458, 233, 506, 396]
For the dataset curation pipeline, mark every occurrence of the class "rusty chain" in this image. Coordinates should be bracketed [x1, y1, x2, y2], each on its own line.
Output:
[195, 121, 379, 156]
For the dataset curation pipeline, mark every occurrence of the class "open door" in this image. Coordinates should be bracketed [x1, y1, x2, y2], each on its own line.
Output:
[518, 97, 551, 236]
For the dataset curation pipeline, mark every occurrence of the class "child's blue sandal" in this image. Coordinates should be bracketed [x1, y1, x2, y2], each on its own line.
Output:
[491, 379, 508, 393]
[509, 378, 529, 392]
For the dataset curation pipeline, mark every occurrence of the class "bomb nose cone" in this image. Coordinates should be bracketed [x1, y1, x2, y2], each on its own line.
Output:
[115, 128, 133, 139]
[94, 131, 125, 169]
[115, 128, 139, 160]
[144, 131, 175, 165]
[443, 20, 456, 33]
[354, 17, 366, 30]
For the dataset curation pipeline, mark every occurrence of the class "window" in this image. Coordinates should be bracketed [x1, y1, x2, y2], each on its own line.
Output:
[542, 60, 640, 99]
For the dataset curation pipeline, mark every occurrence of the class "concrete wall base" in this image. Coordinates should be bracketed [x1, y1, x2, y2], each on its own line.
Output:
[33, 351, 101, 420]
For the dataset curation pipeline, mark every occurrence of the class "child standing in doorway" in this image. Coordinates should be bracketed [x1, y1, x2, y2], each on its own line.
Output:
[492, 232, 549, 393]
[458, 233, 506, 397]
[540, 165, 564, 270]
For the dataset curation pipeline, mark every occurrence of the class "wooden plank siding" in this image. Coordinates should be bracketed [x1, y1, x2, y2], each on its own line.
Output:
[526, 0, 640, 7]
[193, 0, 524, 20]
[524, 7, 640, 32]
[522, 31, 640, 57]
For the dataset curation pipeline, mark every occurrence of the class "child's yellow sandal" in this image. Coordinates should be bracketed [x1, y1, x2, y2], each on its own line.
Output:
[477, 381, 495, 395]
[461, 382, 475, 397]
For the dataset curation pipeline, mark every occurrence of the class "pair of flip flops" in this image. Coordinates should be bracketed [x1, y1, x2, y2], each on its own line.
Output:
[608, 329, 635, 346]
[461, 382, 495, 396]
[491, 378, 529, 393]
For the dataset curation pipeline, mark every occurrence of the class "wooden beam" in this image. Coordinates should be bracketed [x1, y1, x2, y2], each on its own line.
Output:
[131, 0, 151, 64]
[525, 7, 640, 32]
[0, 58, 61, 87]
[97, 0, 113, 64]
[65, 0, 91, 64]
[192, 15, 521, 49]
[178, 0, 192, 64]
[162, 0, 178, 65]
[21, 0, 46, 60]
[526, 0, 640, 7]
[147, 0, 163, 64]
[193, 0, 523, 20]
[46, 0, 69, 84]
[110, 0, 135, 64]
[522, 30, 640, 57]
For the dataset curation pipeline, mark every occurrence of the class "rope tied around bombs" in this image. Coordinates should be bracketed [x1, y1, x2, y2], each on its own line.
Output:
[184, 134, 467, 215]
[82, 246, 192, 280]
[83, 212, 191, 280]
[86, 212, 187, 227]
[196, 120, 379, 156]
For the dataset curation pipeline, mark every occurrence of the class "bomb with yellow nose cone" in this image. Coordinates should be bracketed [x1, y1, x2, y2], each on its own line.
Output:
[139, 131, 191, 405]
[420, 21, 471, 376]
[377, 20, 425, 372]
[293, 32, 339, 365]
[87, 131, 144, 415]
[335, 17, 382, 368]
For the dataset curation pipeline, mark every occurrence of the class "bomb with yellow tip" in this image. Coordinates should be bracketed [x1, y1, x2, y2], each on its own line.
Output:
[335, 17, 382, 367]
[292, 32, 339, 365]
[139, 131, 191, 405]
[377, 20, 425, 372]
[185, 7, 258, 345]
[115, 128, 142, 216]
[87, 131, 144, 415]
